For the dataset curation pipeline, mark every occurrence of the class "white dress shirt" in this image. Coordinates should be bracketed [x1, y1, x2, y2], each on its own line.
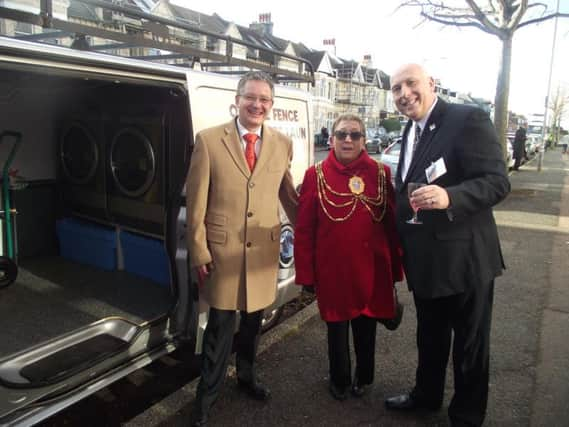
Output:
[401, 98, 438, 181]
[236, 119, 262, 157]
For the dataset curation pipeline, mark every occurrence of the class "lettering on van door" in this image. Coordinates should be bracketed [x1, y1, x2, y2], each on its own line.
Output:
[272, 109, 298, 122]
[266, 106, 309, 185]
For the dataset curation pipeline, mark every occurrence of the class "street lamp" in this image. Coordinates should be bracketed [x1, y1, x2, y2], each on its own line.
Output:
[538, 0, 560, 172]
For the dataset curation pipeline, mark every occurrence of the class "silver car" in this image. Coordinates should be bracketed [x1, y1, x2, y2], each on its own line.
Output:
[365, 127, 390, 154]
[380, 139, 402, 183]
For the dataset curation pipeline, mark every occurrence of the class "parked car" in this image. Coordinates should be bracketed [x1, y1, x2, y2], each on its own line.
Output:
[525, 135, 541, 156]
[506, 137, 515, 169]
[365, 127, 390, 154]
[365, 129, 382, 154]
[387, 130, 402, 141]
[380, 138, 402, 184]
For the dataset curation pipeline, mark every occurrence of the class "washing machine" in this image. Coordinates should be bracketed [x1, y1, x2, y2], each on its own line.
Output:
[106, 111, 167, 236]
[59, 111, 108, 222]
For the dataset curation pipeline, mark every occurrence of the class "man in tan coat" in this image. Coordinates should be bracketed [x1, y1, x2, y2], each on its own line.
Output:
[186, 71, 297, 426]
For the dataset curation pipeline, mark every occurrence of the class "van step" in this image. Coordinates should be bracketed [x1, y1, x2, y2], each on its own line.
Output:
[0, 319, 139, 388]
[20, 334, 127, 385]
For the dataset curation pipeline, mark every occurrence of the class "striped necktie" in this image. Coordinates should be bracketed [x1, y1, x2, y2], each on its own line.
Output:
[412, 123, 421, 154]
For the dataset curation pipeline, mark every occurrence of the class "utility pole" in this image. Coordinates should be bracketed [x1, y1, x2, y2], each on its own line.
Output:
[538, 0, 560, 171]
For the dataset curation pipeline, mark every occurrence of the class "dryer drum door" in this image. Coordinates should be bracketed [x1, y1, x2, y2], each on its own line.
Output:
[107, 120, 165, 236]
[59, 121, 107, 221]
[110, 127, 156, 198]
[60, 123, 99, 185]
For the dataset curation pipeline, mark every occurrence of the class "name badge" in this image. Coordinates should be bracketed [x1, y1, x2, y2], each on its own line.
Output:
[425, 157, 447, 183]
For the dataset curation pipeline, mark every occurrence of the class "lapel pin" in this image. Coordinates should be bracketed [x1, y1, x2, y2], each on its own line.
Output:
[429, 123, 436, 132]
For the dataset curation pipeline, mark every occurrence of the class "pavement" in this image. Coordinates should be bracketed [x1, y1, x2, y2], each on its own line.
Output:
[128, 148, 569, 427]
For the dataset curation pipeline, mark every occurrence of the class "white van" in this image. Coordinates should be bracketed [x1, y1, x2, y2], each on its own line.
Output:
[0, 32, 313, 425]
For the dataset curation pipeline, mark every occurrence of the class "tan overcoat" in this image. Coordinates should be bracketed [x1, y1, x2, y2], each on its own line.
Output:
[186, 119, 297, 312]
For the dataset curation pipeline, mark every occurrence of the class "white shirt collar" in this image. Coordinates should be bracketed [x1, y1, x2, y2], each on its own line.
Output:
[236, 118, 262, 156]
[236, 118, 261, 139]
[415, 97, 438, 131]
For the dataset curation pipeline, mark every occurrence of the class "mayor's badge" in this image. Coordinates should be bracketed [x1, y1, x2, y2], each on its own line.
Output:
[348, 176, 365, 195]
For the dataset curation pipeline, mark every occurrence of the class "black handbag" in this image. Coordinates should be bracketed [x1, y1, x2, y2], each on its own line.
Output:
[377, 288, 404, 331]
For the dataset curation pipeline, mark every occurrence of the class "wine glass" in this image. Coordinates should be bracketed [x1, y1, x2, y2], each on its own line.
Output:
[407, 182, 426, 224]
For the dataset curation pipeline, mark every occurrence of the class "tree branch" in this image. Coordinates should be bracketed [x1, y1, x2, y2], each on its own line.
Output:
[420, 11, 497, 34]
[465, 0, 503, 33]
[518, 12, 569, 29]
[526, 3, 547, 13]
[504, 0, 529, 31]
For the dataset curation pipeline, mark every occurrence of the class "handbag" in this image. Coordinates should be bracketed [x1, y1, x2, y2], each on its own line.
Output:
[377, 287, 404, 331]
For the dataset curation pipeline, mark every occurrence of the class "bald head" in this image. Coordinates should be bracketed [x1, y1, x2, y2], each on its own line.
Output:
[390, 63, 436, 122]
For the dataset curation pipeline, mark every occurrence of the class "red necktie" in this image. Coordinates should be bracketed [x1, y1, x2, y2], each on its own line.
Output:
[244, 133, 258, 171]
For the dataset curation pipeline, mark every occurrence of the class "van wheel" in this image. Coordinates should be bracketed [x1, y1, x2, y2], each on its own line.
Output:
[261, 306, 284, 332]
[0, 257, 18, 289]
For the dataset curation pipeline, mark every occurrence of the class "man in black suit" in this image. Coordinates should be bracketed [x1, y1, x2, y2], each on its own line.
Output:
[513, 125, 527, 170]
[384, 63, 510, 427]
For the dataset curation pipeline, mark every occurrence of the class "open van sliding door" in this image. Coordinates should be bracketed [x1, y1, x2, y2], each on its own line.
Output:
[0, 41, 195, 425]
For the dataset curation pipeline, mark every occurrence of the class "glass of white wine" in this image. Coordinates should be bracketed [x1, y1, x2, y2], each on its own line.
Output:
[407, 182, 426, 224]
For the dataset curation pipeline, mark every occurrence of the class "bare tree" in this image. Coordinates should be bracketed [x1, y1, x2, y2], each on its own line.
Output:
[399, 1, 569, 160]
[548, 85, 569, 144]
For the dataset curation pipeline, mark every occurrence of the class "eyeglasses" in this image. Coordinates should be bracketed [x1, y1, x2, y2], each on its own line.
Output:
[334, 130, 363, 140]
[240, 94, 273, 106]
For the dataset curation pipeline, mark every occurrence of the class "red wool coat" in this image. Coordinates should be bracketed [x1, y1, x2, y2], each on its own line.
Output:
[294, 150, 404, 322]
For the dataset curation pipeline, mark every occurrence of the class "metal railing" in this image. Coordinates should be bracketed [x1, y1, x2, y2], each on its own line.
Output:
[0, 0, 314, 84]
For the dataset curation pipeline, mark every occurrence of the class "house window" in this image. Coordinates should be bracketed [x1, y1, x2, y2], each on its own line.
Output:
[102, 8, 113, 22]
[14, 22, 33, 36]
[317, 80, 326, 98]
[246, 47, 259, 60]
[206, 36, 216, 51]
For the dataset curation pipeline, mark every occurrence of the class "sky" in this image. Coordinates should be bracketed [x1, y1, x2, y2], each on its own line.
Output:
[171, 0, 569, 127]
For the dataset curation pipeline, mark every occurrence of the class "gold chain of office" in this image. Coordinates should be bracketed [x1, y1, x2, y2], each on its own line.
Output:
[315, 160, 387, 222]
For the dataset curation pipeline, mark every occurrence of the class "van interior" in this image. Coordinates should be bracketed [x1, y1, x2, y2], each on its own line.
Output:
[0, 61, 191, 388]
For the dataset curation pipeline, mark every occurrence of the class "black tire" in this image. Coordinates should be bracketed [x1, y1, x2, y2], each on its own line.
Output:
[0, 256, 18, 289]
[261, 306, 284, 332]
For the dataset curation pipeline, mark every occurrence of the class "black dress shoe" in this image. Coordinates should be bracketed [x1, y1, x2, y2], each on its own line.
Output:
[237, 380, 271, 401]
[350, 375, 371, 398]
[351, 381, 370, 398]
[190, 411, 208, 427]
[385, 393, 440, 411]
[328, 382, 349, 401]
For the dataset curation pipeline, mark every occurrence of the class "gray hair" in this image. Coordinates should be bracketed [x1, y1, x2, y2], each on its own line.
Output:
[236, 71, 275, 97]
[332, 113, 366, 137]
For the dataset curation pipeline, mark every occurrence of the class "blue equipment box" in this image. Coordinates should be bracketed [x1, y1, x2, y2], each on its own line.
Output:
[56, 218, 117, 271]
[120, 230, 170, 286]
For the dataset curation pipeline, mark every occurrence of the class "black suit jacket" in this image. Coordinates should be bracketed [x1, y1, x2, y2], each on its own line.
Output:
[395, 98, 510, 298]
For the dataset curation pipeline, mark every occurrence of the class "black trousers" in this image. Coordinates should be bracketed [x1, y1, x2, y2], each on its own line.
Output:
[326, 315, 377, 388]
[194, 307, 263, 413]
[412, 280, 494, 427]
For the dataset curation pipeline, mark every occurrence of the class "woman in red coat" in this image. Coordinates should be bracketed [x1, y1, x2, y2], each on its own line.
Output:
[295, 113, 403, 400]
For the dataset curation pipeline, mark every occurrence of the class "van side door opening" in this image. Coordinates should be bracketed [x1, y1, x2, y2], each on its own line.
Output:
[0, 61, 190, 398]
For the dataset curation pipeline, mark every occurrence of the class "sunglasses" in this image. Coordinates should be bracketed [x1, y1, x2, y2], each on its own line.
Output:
[334, 130, 363, 140]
